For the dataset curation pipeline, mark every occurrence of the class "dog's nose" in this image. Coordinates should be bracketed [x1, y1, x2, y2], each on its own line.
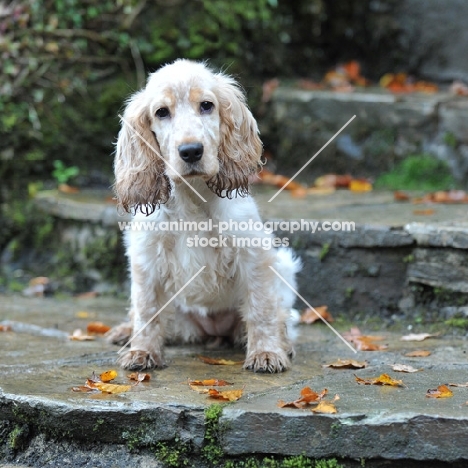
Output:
[178, 143, 203, 163]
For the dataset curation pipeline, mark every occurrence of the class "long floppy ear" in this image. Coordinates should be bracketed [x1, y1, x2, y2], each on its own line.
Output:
[114, 90, 170, 215]
[207, 73, 263, 198]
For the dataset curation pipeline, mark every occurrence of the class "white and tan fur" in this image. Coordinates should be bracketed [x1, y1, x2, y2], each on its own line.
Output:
[107, 59, 300, 372]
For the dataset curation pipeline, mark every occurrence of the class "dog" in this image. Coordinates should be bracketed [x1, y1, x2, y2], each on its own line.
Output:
[106, 59, 300, 372]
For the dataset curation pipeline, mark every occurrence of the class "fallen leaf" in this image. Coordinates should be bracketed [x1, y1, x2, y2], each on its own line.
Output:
[0, 325, 12, 332]
[401, 333, 438, 342]
[75, 291, 99, 299]
[128, 372, 151, 382]
[311, 395, 340, 414]
[314, 174, 352, 189]
[87, 321, 111, 334]
[391, 364, 421, 373]
[198, 356, 243, 366]
[450, 80, 468, 96]
[68, 329, 95, 341]
[355, 373, 405, 387]
[300, 305, 334, 324]
[307, 187, 336, 196]
[394, 191, 410, 202]
[75, 311, 91, 319]
[448, 382, 468, 388]
[91, 382, 132, 394]
[208, 388, 243, 402]
[413, 209, 435, 216]
[71, 385, 98, 393]
[323, 359, 367, 369]
[349, 179, 372, 192]
[100, 370, 118, 382]
[189, 385, 210, 394]
[278, 387, 328, 408]
[405, 350, 431, 357]
[188, 379, 232, 387]
[342, 328, 387, 351]
[426, 384, 453, 399]
[58, 183, 79, 194]
[290, 187, 308, 198]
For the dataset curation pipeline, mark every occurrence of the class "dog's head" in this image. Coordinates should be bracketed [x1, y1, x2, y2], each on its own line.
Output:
[114, 59, 263, 215]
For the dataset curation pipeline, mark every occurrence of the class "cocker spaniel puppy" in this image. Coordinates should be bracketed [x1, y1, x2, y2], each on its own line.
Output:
[107, 59, 300, 372]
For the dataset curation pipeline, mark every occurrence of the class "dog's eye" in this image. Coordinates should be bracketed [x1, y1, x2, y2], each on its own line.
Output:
[156, 107, 170, 119]
[200, 101, 214, 114]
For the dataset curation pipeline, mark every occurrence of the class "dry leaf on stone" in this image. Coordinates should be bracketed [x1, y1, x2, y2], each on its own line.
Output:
[323, 359, 367, 369]
[311, 395, 340, 414]
[87, 321, 111, 334]
[391, 364, 421, 373]
[208, 388, 243, 402]
[90, 381, 132, 394]
[448, 382, 468, 388]
[189, 385, 210, 394]
[343, 328, 388, 351]
[278, 387, 328, 409]
[300, 306, 334, 324]
[401, 333, 439, 342]
[128, 372, 151, 382]
[404, 350, 431, 357]
[0, 325, 12, 332]
[198, 356, 243, 366]
[68, 329, 95, 341]
[188, 379, 232, 387]
[100, 370, 118, 382]
[426, 384, 453, 399]
[355, 373, 405, 387]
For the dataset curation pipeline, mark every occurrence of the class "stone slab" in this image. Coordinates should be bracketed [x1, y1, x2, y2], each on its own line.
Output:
[2, 296, 468, 465]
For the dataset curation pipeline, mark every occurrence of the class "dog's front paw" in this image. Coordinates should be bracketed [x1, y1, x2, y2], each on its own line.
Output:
[118, 349, 166, 370]
[105, 322, 133, 346]
[243, 351, 291, 373]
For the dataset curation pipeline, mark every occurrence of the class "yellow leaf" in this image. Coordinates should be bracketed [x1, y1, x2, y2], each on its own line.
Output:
[100, 370, 118, 382]
[198, 356, 243, 366]
[426, 384, 453, 399]
[355, 373, 405, 387]
[208, 388, 243, 401]
[92, 382, 132, 394]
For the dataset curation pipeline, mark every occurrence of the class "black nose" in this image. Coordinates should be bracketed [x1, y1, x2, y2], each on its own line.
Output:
[178, 143, 203, 163]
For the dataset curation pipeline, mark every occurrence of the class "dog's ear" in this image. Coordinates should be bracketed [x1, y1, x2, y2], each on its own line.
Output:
[207, 73, 263, 198]
[114, 90, 171, 215]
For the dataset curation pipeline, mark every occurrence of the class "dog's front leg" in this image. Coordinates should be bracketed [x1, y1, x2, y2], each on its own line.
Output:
[118, 267, 167, 370]
[241, 264, 293, 373]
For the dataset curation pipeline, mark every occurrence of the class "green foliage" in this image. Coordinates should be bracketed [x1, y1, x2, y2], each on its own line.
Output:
[52, 160, 80, 184]
[445, 318, 468, 329]
[223, 456, 343, 468]
[203, 404, 225, 465]
[375, 154, 456, 191]
[319, 243, 331, 262]
[154, 438, 192, 467]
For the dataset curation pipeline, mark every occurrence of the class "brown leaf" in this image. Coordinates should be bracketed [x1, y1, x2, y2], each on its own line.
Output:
[426, 384, 453, 399]
[198, 356, 243, 366]
[189, 385, 210, 394]
[128, 372, 151, 382]
[394, 191, 410, 202]
[188, 379, 232, 387]
[87, 321, 111, 335]
[0, 325, 12, 332]
[343, 328, 387, 351]
[58, 183, 79, 194]
[300, 306, 334, 324]
[208, 388, 243, 402]
[448, 382, 468, 388]
[311, 395, 340, 414]
[278, 387, 328, 408]
[391, 364, 421, 373]
[323, 359, 367, 369]
[355, 373, 405, 387]
[404, 350, 431, 357]
[100, 370, 118, 382]
[71, 385, 98, 393]
[413, 209, 435, 216]
[68, 329, 95, 341]
[401, 333, 438, 342]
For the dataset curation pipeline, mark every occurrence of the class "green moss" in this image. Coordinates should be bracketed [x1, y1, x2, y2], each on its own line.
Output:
[7, 425, 28, 450]
[403, 254, 414, 263]
[375, 154, 456, 191]
[155, 439, 192, 467]
[319, 243, 330, 262]
[443, 132, 457, 149]
[203, 404, 225, 465]
[445, 318, 468, 329]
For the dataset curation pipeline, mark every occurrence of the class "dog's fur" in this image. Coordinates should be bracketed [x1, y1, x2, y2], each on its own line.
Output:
[106, 59, 300, 372]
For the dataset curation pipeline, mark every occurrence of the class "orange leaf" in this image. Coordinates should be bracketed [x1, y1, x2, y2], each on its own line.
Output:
[100, 370, 118, 382]
[58, 183, 80, 194]
[290, 187, 308, 198]
[300, 305, 334, 324]
[92, 382, 132, 394]
[311, 395, 340, 414]
[413, 209, 435, 216]
[188, 379, 232, 387]
[208, 388, 243, 402]
[0, 324, 12, 332]
[426, 384, 453, 399]
[323, 359, 367, 369]
[87, 321, 111, 334]
[394, 191, 410, 202]
[405, 350, 431, 357]
[355, 373, 405, 387]
[198, 356, 243, 366]
[278, 387, 328, 408]
[349, 179, 372, 192]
